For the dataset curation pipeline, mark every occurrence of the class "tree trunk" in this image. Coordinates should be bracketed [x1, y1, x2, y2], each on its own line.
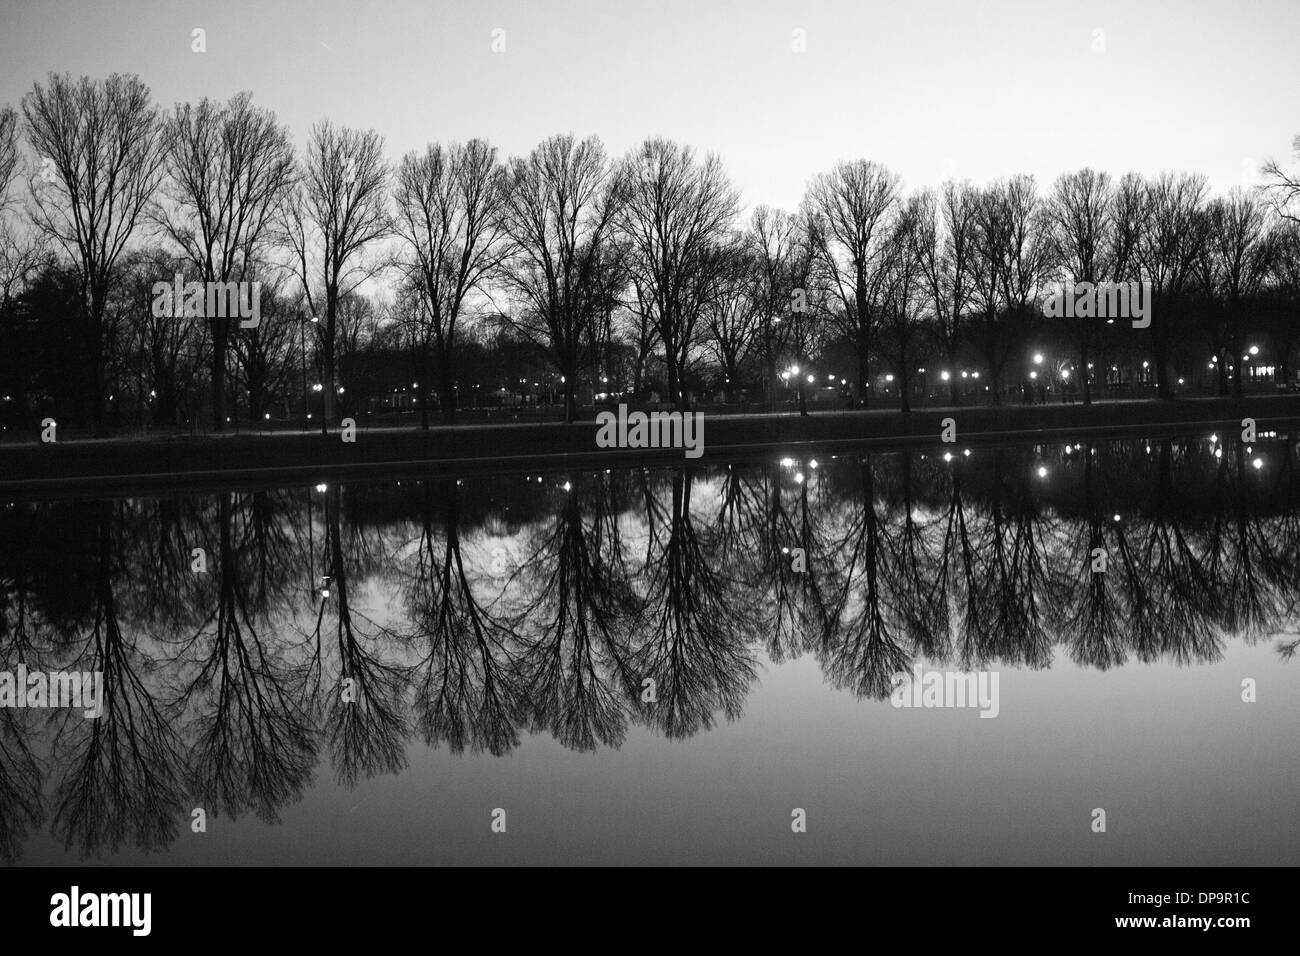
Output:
[419, 346, 431, 430]
[211, 319, 229, 431]
[947, 345, 961, 405]
[668, 357, 685, 412]
[88, 291, 106, 435]
[1079, 333, 1093, 405]
[438, 381, 456, 425]
[857, 350, 870, 409]
[321, 310, 336, 435]
[1155, 354, 1173, 400]
[563, 377, 577, 423]
[1231, 325, 1245, 399]
[765, 351, 777, 412]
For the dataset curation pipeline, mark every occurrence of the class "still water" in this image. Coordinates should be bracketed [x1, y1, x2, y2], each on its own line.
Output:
[3, 433, 1298, 865]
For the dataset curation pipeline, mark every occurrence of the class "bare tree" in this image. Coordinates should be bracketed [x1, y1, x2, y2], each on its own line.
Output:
[502, 134, 621, 421]
[702, 233, 761, 400]
[917, 180, 978, 405]
[1204, 190, 1276, 397]
[232, 279, 298, 422]
[970, 176, 1050, 404]
[748, 206, 796, 410]
[395, 139, 509, 425]
[804, 160, 899, 407]
[22, 73, 164, 432]
[617, 138, 739, 411]
[157, 92, 295, 430]
[0, 106, 18, 207]
[1262, 134, 1300, 225]
[1046, 169, 1112, 403]
[284, 121, 389, 433]
[784, 209, 830, 414]
[876, 193, 931, 412]
[617, 263, 659, 396]
[0, 106, 45, 313]
[0, 228, 48, 317]
[1136, 173, 1210, 398]
[1267, 221, 1300, 385]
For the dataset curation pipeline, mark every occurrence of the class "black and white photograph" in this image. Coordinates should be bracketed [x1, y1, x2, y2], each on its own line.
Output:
[0, 0, 1295, 937]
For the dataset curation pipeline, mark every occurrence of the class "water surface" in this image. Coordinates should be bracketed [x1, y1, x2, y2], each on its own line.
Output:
[3, 433, 1298, 865]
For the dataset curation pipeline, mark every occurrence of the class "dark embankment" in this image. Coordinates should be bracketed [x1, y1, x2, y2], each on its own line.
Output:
[2, 394, 1299, 495]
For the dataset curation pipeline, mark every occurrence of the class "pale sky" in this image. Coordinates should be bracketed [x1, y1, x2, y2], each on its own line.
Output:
[1, 0, 1297, 214]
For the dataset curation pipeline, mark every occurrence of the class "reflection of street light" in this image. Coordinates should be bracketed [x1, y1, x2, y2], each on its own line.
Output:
[1030, 371, 1038, 380]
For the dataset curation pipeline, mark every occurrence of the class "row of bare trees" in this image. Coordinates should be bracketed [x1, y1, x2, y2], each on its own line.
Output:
[3, 72, 1300, 434]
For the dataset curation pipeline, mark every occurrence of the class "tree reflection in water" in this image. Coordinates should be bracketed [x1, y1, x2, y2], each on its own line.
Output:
[1, 432, 1298, 859]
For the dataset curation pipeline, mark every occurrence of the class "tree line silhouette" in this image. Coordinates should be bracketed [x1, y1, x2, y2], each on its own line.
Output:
[2, 75, 1300, 436]
[2, 433, 1299, 859]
